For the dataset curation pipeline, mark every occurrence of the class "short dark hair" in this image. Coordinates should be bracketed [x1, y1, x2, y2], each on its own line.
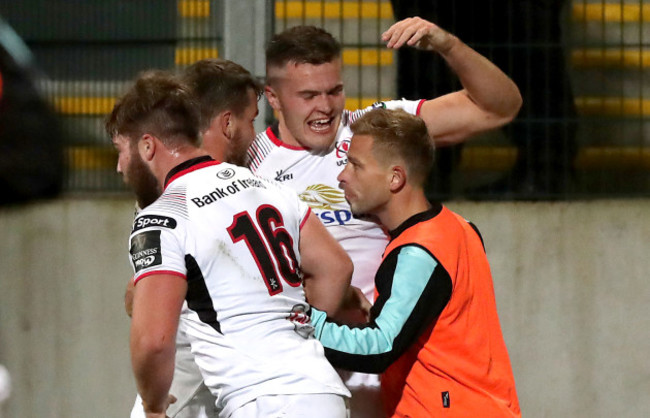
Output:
[105, 70, 200, 147]
[350, 108, 435, 186]
[266, 25, 341, 71]
[181, 59, 262, 133]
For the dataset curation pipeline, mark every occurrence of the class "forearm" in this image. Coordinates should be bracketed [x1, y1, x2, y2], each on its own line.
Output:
[312, 307, 397, 373]
[383, 16, 522, 145]
[128, 273, 186, 415]
[312, 246, 452, 373]
[440, 36, 521, 122]
[131, 336, 175, 414]
[303, 265, 351, 317]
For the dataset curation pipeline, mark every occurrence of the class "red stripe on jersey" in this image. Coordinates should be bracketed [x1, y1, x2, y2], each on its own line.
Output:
[416, 99, 426, 116]
[249, 142, 263, 172]
[165, 160, 221, 189]
[266, 126, 308, 151]
[299, 207, 312, 230]
[134, 270, 187, 285]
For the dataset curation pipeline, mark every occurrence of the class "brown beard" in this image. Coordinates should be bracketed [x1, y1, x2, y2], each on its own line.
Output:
[226, 144, 248, 167]
[126, 150, 161, 209]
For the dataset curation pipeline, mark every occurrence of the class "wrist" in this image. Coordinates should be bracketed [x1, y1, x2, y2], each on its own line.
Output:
[142, 399, 165, 415]
[437, 33, 459, 56]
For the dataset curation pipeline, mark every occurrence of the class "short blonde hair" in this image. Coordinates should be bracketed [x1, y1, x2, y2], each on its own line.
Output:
[350, 108, 434, 186]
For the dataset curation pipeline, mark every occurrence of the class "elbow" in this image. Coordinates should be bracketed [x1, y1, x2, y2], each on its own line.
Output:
[500, 85, 523, 123]
[131, 331, 175, 360]
[507, 90, 523, 121]
[483, 90, 522, 135]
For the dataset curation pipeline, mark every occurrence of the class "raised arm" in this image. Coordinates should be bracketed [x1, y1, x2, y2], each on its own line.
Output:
[299, 211, 353, 317]
[130, 274, 187, 418]
[382, 17, 522, 146]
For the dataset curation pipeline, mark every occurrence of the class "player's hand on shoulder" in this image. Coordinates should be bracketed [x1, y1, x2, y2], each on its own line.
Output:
[382, 16, 455, 54]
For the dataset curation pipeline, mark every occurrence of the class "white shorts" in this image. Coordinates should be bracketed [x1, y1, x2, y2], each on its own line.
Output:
[229, 393, 348, 418]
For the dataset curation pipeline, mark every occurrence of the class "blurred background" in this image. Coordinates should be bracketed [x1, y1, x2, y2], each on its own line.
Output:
[0, 1, 648, 417]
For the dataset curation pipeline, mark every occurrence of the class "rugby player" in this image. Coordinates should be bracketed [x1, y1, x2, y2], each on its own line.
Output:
[246, 16, 521, 417]
[113, 71, 353, 418]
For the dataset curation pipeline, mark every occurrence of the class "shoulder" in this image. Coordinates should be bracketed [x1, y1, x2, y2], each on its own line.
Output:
[247, 127, 282, 172]
[131, 185, 189, 234]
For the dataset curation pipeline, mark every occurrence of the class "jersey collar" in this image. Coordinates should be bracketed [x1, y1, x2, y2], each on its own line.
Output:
[164, 155, 219, 189]
[268, 123, 309, 151]
[389, 202, 444, 240]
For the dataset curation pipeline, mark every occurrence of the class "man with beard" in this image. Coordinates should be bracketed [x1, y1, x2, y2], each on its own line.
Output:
[312, 108, 521, 417]
[126, 60, 265, 418]
[247, 16, 521, 417]
[111, 71, 354, 418]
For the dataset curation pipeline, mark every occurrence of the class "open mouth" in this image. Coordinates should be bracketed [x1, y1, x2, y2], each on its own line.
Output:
[308, 117, 334, 132]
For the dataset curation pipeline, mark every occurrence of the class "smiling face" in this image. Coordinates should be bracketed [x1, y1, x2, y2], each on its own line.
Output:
[337, 134, 392, 217]
[112, 134, 161, 208]
[266, 59, 345, 151]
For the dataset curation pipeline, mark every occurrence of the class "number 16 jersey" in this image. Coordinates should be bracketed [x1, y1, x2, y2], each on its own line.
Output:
[128, 156, 350, 418]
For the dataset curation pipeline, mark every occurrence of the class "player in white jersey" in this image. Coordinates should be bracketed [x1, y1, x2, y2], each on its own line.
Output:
[127, 59, 264, 418]
[247, 16, 522, 417]
[249, 99, 422, 301]
[110, 72, 353, 417]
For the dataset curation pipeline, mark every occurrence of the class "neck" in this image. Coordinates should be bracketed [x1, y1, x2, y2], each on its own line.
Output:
[276, 115, 301, 148]
[153, 146, 208, 187]
[377, 187, 431, 231]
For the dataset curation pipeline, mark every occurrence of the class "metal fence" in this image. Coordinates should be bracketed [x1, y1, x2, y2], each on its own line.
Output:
[0, 0, 648, 200]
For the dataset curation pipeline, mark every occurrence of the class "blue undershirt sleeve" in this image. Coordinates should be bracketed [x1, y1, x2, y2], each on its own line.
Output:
[312, 245, 444, 372]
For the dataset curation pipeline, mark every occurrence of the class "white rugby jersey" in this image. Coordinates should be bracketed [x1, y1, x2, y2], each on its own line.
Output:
[129, 156, 350, 417]
[247, 99, 425, 300]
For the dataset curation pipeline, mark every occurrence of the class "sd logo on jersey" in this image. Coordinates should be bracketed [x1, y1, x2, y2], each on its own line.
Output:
[298, 184, 354, 226]
[298, 184, 346, 210]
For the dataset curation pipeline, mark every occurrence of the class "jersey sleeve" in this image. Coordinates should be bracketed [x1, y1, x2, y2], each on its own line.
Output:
[346, 99, 425, 125]
[129, 211, 187, 284]
[311, 244, 452, 373]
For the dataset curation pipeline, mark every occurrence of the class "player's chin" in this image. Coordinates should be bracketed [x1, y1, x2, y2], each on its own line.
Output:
[347, 199, 362, 214]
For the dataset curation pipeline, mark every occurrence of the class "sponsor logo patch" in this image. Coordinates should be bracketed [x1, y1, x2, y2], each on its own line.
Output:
[216, 168, 236, 180]
[132, 215, 177, 233]
[274, 169, 293, 182]
[287, 304, 314, 339]
[298, 184, 347, 211]
[130, 230, 162, 273]
[335, 139, 350, 159]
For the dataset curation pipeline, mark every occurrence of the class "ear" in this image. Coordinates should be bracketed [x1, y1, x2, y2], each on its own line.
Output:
[265, 85, 280, 111]
[389, 165, 407, 193]
[138, 134, 156, 162]
[215, 110, 232, 140]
